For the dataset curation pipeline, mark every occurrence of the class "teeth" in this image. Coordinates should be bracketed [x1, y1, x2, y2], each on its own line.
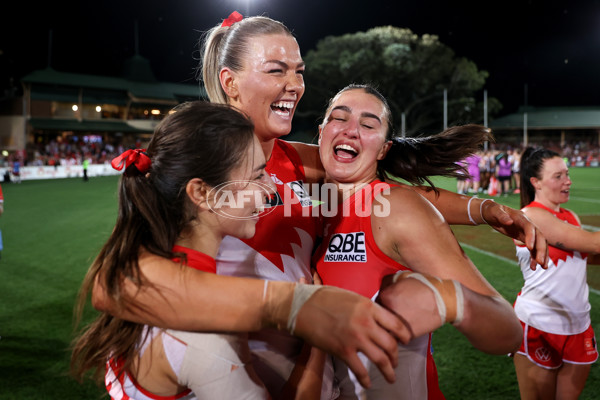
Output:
[335, 144, 358, 153]
[271, 101, 294, 109]
[251, 205, 265, 216]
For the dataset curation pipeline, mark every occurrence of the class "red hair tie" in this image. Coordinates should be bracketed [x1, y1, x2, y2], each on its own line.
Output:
[221, 11, 243, 27]
[111, 149, 151, 174]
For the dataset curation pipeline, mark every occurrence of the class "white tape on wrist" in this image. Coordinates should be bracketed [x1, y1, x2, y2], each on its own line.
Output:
[287, 284, 323, 335]
[392, 271, 464, 325]
[479, 198, 493, 225]
[404, 273, 447, 324]
[467, 196, 478, 225]
[262, 280, 269, 302]
[451, 280, 465, 325]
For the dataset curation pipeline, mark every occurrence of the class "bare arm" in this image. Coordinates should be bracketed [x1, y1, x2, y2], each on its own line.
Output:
[289, 142, 325, 184]
[278, 276, 325, 399]
[92, 252, 267, 331]
[92, 251, 410, 388]
[278, 344, 326, 400]
[373, 187, 522, 354]
[414, 186, 548, 269]
[523, 207, 600, 255]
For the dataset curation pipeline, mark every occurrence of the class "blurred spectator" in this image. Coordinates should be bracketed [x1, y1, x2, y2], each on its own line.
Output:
[11, 159, 21, 183]
[456, 158, 469, 194]
[83, 157, 90, 182]
[465, 152, 482, 193]
[480, 150, 495, 194]
[496, 152, 512, 196]
[512, 149, 522, 194]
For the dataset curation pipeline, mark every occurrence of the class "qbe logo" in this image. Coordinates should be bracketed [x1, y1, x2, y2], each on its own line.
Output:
[324, 232, 367, 262]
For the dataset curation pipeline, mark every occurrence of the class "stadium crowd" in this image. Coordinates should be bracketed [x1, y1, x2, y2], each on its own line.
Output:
[1, 135, 599, 185]
[456, 141, 600, 196]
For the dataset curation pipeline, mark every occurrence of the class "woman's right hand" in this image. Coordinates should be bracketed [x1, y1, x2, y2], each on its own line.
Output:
[293, 286, 409, 389]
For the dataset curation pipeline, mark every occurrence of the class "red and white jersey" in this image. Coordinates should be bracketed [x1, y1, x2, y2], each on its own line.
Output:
[313, 180, 409, 299]
[216, 139, 319, 283]
[215, 139, 330, 397]
[106, 355, 194, 400]
[313, 180, 445, 400]
[105, 247, 214, 400]
[515, 201, 591, 335]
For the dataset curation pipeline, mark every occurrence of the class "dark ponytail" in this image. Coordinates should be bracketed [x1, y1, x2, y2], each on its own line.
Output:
[71, 101, 255, 384]
[519, 146, 560, 208]
[379, 124, 493, 191]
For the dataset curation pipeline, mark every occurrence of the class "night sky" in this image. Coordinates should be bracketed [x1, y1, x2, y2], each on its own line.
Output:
[2, 0, 600, 115]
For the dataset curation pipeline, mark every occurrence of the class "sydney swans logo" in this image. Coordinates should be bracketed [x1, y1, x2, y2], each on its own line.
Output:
[208, 180, 276, 220]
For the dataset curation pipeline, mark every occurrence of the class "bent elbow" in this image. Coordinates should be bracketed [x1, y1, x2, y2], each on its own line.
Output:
[485, 317, 523, 355]
[508, 318, 524, 354]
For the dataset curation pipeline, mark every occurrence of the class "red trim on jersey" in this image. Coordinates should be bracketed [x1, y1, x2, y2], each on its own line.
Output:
[105, 247, 214, 399]
[172, 245, 216, 273]
[426, 335, 446, 400]
[107, 356, 192, 399]
[521, 201, 588, 263]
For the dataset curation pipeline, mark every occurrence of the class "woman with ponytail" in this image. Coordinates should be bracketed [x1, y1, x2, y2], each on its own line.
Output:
[91, 12, 547, 397]
[71, 101, 278, 398]
[72, 101, 412, 399]
[313, 84, 523, 399]
[511, 147, 600, 399]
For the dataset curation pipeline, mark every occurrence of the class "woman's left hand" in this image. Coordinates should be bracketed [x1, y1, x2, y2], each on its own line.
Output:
[482, 201, 549, 270]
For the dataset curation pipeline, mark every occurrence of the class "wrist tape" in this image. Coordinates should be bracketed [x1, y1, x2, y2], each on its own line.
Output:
[287, 283, 323, 335]
[392, 271, 464, 325]
[262, 280, 322, 335]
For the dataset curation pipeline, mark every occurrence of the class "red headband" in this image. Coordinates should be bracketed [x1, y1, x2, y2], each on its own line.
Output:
[221, 11, 243, 27]
[111, 149, 151, 174]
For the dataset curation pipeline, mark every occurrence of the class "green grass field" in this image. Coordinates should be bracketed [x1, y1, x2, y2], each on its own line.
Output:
[0, 169, 599, 399]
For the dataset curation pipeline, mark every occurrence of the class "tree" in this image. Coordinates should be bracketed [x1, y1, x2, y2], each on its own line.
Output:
[297, 26, 502, 136]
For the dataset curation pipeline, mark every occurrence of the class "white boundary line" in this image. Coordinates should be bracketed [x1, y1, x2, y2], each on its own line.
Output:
[459, 242, 600, 296]
[583, 224, 600, 232]
[569, 196, 600, 204]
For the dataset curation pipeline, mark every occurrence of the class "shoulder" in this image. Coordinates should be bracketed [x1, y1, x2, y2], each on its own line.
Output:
[523, 204, 580, 236]
[371, 185, 449, 261]
[522, 205, 551, 223]
[373, 185, 444, 232]
[522, 204, 551, 219]
[380, 184, 437, 208]
[288, 141, 324, 183]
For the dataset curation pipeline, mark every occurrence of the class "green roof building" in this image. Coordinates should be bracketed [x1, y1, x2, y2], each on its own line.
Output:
[0, 51, 204, 159]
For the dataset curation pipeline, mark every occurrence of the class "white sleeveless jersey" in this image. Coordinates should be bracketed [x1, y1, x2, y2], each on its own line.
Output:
[514, 202, 590, 335]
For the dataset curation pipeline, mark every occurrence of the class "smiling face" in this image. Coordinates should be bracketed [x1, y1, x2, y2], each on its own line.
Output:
[532, 156, 572, 209]
[318, 89, 392, 186]
[210, 135, 275, 239]
[224, 34, 305, 141]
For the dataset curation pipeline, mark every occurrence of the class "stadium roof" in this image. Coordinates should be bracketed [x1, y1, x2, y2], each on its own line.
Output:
[490, 106, 600, 130]
[22, 66, 204, 103]
[28, 118, 150, 133]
